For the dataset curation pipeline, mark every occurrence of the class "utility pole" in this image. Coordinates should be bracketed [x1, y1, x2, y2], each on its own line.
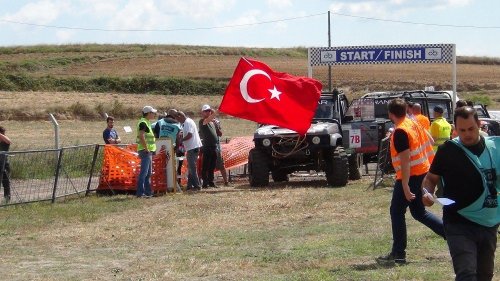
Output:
[328, 11, 332, 92]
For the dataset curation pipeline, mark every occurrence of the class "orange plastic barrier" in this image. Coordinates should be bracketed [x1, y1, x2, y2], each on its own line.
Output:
[219, 136, 254, 171]
[97, 144, 168, 193]
[177, 136, 254, 185]
[98, 136, 254, 193]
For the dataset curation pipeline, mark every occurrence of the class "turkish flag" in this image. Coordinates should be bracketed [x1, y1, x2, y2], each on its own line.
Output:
[219, 58, 322, 135]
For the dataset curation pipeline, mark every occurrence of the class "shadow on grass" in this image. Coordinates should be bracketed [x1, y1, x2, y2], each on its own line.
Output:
[350, 260, 413, 272]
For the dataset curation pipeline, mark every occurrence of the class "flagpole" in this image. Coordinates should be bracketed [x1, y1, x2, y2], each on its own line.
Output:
[328, 11, 332, 93]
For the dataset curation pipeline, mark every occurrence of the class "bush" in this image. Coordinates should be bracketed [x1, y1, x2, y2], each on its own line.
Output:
[469, 95, 492, 106]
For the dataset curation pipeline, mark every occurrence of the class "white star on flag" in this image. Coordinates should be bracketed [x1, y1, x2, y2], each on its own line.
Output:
[268, 86, 282, 100]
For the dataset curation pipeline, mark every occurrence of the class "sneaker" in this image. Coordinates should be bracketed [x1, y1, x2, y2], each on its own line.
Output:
[376, 252, 406, 265]
[209, 183, 219, 188]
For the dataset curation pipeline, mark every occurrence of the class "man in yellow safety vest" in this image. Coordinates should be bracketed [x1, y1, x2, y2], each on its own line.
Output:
[136, 105, 157, 198]
[430, 105, 452, 152]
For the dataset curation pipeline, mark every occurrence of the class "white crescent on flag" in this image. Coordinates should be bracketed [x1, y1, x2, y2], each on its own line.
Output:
[239, 69, 268, 103]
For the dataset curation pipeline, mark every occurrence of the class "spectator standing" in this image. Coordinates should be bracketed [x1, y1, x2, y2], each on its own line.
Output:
[103, 116, 121, 144]
[376, 99, 445, 265]
[422, 106, 500, 281]
[154, 109, 183, 189]
[153, 109, 181, 142]
[176, 111, 202, 191]
[213, 118, 229, 186]
[412, 103, 431, 131]
[479, 121, 490, 137]
[198, 104, 218, 188]
[430, 106, 452, 151]
[136, 106, 157, 198]
[0, 126, 11, 203]
[456, 100, 468, 108]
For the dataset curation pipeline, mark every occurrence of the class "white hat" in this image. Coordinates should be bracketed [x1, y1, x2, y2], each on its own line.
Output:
[142, 106, 157, 114]
[201, 104, 211, 111]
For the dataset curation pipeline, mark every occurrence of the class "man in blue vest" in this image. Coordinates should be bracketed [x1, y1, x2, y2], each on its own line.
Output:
[136, 105, 157, 198]
[153, 109, 181, 143]
[422, 106, 500, 281]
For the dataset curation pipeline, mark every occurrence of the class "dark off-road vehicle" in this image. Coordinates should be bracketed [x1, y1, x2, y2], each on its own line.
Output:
[474, 104, 500, 136]
[248, 91, 351, 187]
[342, 90, 454, 164]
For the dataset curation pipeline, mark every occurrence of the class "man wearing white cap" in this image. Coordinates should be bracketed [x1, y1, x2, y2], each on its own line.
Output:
[176, 111, 202, 190]
[136, 105, 157, 197]
[199, 104, 218, 188]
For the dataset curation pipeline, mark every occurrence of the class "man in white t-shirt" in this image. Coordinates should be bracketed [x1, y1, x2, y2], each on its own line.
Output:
[175, 111, 202, 190]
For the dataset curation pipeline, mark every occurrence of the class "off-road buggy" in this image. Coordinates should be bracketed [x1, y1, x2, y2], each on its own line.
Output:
[248, 91, 350, 187]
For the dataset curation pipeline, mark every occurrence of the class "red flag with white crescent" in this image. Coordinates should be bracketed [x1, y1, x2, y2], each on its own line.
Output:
[219, 57, 322, 135]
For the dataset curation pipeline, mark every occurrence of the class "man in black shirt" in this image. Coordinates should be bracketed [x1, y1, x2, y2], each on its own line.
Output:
[0, 126, 11, 203]
[377, 99, 444, 266]
[422, 106, 500, 281]
[199, 104, 218, 188]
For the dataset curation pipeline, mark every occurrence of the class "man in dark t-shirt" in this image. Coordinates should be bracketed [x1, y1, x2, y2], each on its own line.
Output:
[0, 126, 11, 203]
[103, 116, 121, 144]
[199, 104, 218, 188]
[422, 106, 499, 281]
[377, 99, 444, 266]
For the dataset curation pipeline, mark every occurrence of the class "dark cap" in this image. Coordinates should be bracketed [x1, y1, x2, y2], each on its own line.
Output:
[433, 106, 444, 114]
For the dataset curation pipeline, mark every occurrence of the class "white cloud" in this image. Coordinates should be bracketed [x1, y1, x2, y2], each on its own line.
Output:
[216, 10, 261, 32]
[266, 0, 293, 9]
[4, 0, 69, 25]
[330, 0, 473, 18]
[330, 2, 390, 19]
[56, 30, 75, 43]
[160, 0, 236, 21]
[108, 0, 167, 30]
[77, 0, 121, 18]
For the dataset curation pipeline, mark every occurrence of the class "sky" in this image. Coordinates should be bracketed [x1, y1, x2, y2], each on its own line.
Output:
[1, 0, 499, 57]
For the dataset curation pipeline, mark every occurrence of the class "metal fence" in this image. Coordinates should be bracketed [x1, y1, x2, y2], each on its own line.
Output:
[0, 144, 104, 207]
[0, 144, 249, 207]
[371, 136, 395, 189]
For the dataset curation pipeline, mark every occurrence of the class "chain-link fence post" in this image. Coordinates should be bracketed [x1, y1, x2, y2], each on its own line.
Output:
[51, 149, 63, 203]
[85, 144, 101, 196]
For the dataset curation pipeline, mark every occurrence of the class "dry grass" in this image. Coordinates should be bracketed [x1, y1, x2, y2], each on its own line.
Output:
[3, 116, 256, 150]
[0, 178, 473, 280]
[1, 44, 500, 280]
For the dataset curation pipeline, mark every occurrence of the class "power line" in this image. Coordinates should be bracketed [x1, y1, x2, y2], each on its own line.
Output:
[0, 12, 327, 32]
[2, 10, 499, 32]
[331, 11, 500, 29]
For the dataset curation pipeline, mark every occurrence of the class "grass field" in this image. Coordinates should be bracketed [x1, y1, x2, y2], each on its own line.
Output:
[1, 177, 482, 281]
[1, 44, 500, 122]
[1, 44, 500, 280]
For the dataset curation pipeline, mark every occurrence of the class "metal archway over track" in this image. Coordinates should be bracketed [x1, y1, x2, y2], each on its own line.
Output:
[307, 43, 457, 109]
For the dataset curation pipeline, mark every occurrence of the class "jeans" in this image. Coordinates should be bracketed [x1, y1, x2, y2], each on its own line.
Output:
[445, 223, 498, 281]
[390, 174, 445, 255]
[136, 150, 153, 196]
[0, 157, 10, 199]
[186, 148, 200, 189]
[201, 146, 217, 187]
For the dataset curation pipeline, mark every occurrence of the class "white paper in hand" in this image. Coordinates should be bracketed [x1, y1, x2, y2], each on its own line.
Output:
[123, 126, 132, 133]
[436, 197, 455, 206]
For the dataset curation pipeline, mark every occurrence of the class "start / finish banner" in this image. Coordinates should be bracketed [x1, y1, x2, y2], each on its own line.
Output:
[307, 43, 457, 113]
[309, 44, 454, 66]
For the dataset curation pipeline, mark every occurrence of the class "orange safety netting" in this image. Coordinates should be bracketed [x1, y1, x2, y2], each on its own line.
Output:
[218, 136, 254, 171]
[179, 136, 254, 185]
[97, 144, 168, 193]
[98, 136, 255, 192]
